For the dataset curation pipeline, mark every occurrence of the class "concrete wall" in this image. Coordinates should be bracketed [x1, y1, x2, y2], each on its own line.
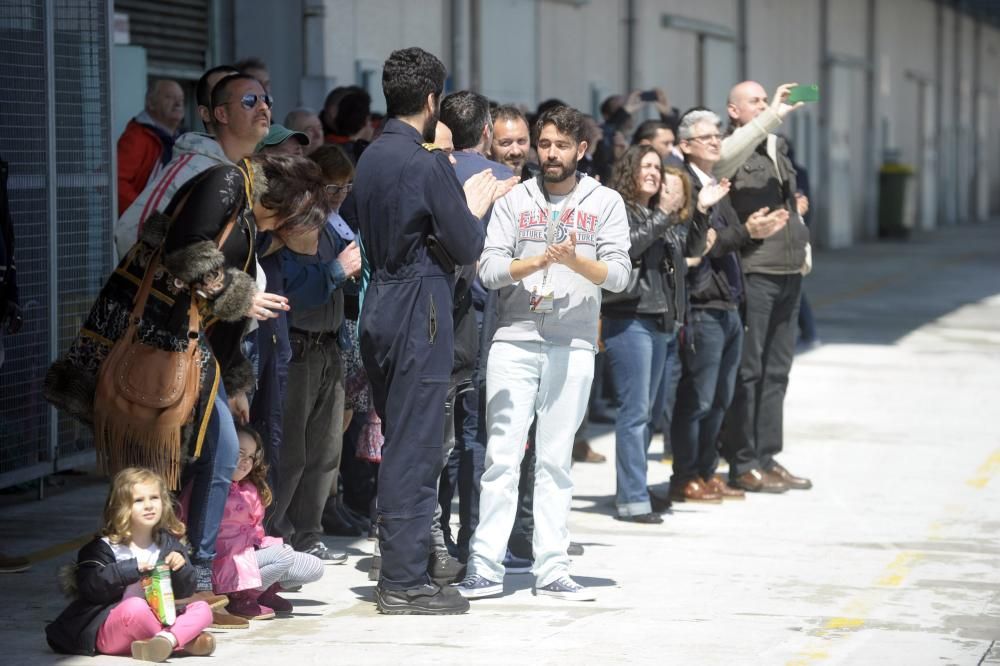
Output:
[222, 0, 998, 247]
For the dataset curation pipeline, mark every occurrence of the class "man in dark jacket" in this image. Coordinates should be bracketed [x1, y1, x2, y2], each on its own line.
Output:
[0, 158, 22, 372]
[719, 81, 813, 493]
[671, 108, 789, 503]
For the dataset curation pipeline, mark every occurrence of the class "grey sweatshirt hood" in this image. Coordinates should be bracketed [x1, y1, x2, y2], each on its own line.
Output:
[478, 173, 631, 351]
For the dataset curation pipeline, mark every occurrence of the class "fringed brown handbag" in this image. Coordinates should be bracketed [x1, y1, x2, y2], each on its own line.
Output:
[93, 250, 202, 489]
[93, 204, 238, 489]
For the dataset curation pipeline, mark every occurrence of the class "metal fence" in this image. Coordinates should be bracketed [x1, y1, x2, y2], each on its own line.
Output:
[0, 0, 113, 489]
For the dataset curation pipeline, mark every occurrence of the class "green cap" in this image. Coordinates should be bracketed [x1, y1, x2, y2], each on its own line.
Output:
[256, 124, 309, 151]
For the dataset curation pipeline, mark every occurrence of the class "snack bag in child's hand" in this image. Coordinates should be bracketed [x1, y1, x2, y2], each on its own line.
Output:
[141, 563, 176, 625]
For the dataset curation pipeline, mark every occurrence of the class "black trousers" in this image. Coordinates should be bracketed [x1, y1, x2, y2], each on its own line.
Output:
[721, 273, 802, 477]
[361, 276, 453, 590]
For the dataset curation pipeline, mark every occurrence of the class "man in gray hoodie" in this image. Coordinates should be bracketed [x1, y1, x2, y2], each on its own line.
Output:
[456, 106, 630, 602]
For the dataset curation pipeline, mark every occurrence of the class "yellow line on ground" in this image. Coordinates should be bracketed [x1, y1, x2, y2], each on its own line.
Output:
[966, 449, 1000, 488]
[26, 534, 94, 564]
[876, 552, 922, 587]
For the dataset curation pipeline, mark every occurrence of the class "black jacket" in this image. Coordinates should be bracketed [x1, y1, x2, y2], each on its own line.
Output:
[0, 158, 18, 319]
[602, 202, 707, 333]
[685, 163, 750, 310]
[725, 134, 809, 275]
[45, 532, 197, 656]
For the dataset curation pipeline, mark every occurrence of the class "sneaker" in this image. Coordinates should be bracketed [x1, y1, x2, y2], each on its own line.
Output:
[534, 576, 596, 601]
[180, 631, 216, 656]
[428, 549, 465, 584]
[258, 583, 293, 614]
[453, 573, 503, 599]
[375, 582, 470, 615]
[130, 635, 173, 662]
[502, 550, 533, 574]
[301, 541, 348, 565]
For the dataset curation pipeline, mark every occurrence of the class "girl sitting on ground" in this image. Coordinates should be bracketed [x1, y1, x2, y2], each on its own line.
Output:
[184, 425, 324, 620]
[45, 467, 215, 662]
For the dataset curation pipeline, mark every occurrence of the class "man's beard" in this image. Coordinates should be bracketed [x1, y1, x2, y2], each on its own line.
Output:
[422, 107, 439, 143]
[541, 157, 578, 184]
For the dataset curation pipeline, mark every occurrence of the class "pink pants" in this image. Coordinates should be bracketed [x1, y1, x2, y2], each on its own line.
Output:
[96, 597, 212, 656]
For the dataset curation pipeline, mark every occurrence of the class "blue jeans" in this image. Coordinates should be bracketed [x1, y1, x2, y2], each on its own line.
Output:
[650, 331, 681, 451]
[183, 384, 240, 564]
[603, 317, 670, 517]
[671, 308, 744, 483]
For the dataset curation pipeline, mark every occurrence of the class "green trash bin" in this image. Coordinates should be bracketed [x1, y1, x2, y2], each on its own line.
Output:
[878, 161, 914, 239]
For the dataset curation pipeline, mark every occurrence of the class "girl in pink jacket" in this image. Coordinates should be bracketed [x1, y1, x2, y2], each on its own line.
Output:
[184, 425, 324, 619]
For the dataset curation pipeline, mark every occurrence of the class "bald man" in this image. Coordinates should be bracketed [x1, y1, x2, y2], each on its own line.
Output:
[116, 79, 185, 214]
[716, 81, 813, 495]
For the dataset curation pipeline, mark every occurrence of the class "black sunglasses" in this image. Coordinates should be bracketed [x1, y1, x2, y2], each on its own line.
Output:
[217, 93, 274, 110]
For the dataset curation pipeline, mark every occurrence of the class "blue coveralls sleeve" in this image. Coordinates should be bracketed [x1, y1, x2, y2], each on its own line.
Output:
[477, 191, 518, 290]
[424, 153, 485, 266]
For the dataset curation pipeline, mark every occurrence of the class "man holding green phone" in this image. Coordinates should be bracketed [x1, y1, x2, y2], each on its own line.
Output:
[786, 84, 820, 104]
[715, 80, 813, 495]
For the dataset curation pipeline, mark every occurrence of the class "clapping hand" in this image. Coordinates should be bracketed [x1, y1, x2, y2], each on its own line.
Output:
[464, 169, 501, 219]
[545, 230, 578, 266]
[796, 192, 810, 216]
[745, 207, 790, 239]
[337, 241, 362, 279]
[703, 228, 718, 256]
[697, 178, 731, 213]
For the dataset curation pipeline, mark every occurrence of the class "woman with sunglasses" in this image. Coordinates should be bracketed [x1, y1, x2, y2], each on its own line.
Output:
[46, 153, 334, 598]
[601, 145, 723, 524]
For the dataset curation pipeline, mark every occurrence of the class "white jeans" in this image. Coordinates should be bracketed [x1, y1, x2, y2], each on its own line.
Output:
[468, 340, 595, 587]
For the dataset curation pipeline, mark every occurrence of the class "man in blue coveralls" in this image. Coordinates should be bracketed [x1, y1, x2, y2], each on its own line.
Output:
[342, 47, 506, 615]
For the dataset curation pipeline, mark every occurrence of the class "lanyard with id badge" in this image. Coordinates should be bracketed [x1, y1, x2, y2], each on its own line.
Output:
[529, 175, 580, 314]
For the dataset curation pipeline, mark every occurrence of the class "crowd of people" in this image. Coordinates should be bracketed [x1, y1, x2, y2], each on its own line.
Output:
[34, 43, 818, 658]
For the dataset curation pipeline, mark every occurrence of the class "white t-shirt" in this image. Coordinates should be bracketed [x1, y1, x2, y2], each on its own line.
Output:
[102, 537, 160, 599]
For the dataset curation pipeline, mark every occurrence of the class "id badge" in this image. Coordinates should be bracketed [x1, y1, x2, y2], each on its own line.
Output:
[529, 285, 554, 313]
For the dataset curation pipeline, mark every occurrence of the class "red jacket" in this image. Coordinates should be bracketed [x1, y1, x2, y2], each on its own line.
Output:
[117, 118, 170, 215]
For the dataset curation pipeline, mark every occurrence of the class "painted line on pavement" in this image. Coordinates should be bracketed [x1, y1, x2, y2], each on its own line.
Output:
[966, 448, 1000, 489]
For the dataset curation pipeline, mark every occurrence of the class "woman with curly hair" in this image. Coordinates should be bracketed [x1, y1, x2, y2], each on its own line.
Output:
[602, 145, 724, 523]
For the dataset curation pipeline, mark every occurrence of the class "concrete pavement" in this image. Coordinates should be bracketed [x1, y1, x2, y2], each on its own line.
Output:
[1, 220, 998, 665]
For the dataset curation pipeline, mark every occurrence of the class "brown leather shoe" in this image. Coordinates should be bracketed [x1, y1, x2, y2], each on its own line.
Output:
[730, 468, 788, 493]
[704, 474, 746, 500]
[669, 478, 722, 503]
[572, 439, 606, 463]
[209, 608, 250, 630]
[176, 591, 229, 612]
[768, 462, 812, 490]
[181, 632, 216, 656]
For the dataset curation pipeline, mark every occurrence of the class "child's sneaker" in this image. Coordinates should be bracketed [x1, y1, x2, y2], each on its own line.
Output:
[258, 582, 293, 614]
[534, 576, 596, 601]
[180, 631, 216, 656]
[226, 591, 276, 620]
[130, 635, 173, 662]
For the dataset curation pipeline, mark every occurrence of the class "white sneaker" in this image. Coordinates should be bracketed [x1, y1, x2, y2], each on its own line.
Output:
[534, 576, 596, 601]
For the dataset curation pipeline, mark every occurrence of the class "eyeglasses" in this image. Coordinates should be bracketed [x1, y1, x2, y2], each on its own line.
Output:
[326, 182, 353, 194]
[216, 93, 274, 110]
[688, 133, 722, 144]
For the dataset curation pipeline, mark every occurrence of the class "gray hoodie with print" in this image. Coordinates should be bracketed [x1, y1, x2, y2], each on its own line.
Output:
[478, 174, 631, 352]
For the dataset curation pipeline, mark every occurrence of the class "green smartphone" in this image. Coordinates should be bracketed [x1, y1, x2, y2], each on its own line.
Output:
[787, 84, 819, 104]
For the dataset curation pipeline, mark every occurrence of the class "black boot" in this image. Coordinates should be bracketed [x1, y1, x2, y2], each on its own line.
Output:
[375, 582, 470, 615]
[428, 548, 465, 584]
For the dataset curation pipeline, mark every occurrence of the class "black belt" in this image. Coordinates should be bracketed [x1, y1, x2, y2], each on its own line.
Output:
[289, 327, 338, 344]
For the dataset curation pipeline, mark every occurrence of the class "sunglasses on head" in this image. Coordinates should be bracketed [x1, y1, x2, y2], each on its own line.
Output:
[217, 93, 274, 111]
[325, 182, 353, 194]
